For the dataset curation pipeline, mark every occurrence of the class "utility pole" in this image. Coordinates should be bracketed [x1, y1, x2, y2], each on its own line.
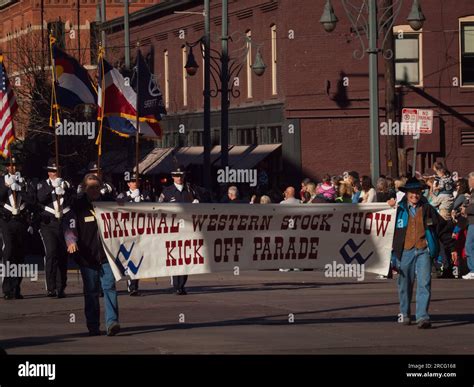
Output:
[124, 0, 130, 69]
[382, 0, 399, 177]
[220, 0, 229, 168]
[203, 0, 211, 190]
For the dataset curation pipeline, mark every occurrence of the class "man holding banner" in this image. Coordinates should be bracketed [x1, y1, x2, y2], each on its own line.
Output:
[389, 177, 457, 329]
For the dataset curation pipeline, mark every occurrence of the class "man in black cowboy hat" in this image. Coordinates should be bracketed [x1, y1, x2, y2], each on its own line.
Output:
[0, 157, 35, 300]
[158, 165, 200, 295]
[116, 172, 151, 296]
[388, 177, 457, 329]
[37, 158, 74, 298]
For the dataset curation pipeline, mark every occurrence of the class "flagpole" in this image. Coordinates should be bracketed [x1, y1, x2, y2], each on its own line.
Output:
[135, 47, 140, 184]
[49, 33, 61, 177]
[96, 45, 105, 177]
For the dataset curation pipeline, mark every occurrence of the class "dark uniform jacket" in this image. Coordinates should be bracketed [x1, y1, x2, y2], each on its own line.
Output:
[64, 195, 109, 269]
[37, 178, 75, 222]
[0, 174, 35, 221]
[158, 183, 198, 203]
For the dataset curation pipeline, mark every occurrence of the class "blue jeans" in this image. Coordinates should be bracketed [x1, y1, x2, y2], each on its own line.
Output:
[397, 248, 431, 322]
[80, 263, 119, 331]
[465, 224, 474, 273]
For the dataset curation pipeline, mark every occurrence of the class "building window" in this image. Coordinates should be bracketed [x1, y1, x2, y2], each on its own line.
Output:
[182, 46, 188, 107]
[394, 31, 421, 85]
[271, 24, 277, 95]
[237, 128, 257, 145]
[460, 21, 474, 86]
[164, 50, 169, 109]
[268, 126, 282, 144]
[246, 30, 253, 99]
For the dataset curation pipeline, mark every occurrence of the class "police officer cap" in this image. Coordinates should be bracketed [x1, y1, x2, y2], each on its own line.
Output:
[44, 158, 59, 171]
[88, 161, 99, 172]
[171, 165, 186, 176]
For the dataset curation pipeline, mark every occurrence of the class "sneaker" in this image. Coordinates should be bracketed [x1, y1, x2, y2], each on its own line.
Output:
[462, 272, 474, 280]
[129, 290, 141, 297]
[47, 291, 57, 297]
[417, 320, 432, 329]
[107, 322, 120, 336]
[57, 291, 66, 299]
[88, 329, 101, 337]
[279, 268, 291, 272]
[292, 268, 302, 272]
[3, 294, 14, 300]
[376, 275, 387, 279]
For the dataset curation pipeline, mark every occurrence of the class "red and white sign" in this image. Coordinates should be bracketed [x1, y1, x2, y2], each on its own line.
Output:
[417, 109, 434, 134]
[401, 108, 434, 135]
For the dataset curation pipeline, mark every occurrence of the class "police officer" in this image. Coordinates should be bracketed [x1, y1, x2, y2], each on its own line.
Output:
[158, 165, 199, 295]
[77, 162, 116, 200]
[37, 158, 74, 298]
[116, 172, 151, 296]
[0, 158, 35, 300]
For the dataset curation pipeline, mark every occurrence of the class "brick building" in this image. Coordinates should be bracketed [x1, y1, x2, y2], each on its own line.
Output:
[0, 0, 155, 137]
[17, 0, 474, 188]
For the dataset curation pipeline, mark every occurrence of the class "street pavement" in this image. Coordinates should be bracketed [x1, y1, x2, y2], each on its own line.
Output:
[0, 270, 473, 354]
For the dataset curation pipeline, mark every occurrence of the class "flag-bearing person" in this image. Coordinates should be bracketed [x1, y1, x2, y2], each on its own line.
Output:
[36, 158, 74, 298]
[388, 177, 457, 329]
[64, 173, 120, 336]
[77, 161, 116, 200]
[116, 172, 151, 296]
[0, 157, 35, 300]
[158, 165, 200, 295]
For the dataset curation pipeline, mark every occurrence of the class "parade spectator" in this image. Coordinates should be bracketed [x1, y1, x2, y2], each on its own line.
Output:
[386, 176, 396, 198]
[388, 177, 456, 328]
[359, 176, 376, 203]
[451, 178, 470, 275]
[431, 162, 455, 220]
[305, 182, 317, 202]
[221, 186, 242, 203]
[335, 181, 353, 203]
[343, 171, 361, 203]
[316, 174, 336, 202]
[394, 177, 407, 204]
[260, 195, 272, 204]
[300, 178, 311, 202]
[461, 172, 474, 279]
[64, 174, 120, 337]
[424, 177, 436, 205]
[280, 187, 301, 204]
[375, 177, 395, 202]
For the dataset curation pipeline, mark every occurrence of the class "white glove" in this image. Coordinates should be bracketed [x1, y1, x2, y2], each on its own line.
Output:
[134, 196, 141, 203]
[192, 199, 199, 204]
[60, 180, 70, 190]
[4, 175, 14, 187]
[130, 189, 140, 199]
[17, 176, 25, 185]
[100, 183, 112, 195]
[27, 226, 34, 235]
[55, 186, 65, 195]
[10, 182, 20, 192]
[51, 178, 63, 188]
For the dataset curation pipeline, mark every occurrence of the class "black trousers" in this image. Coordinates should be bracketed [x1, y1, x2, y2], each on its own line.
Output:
[172, 275, 188, 291]
[127, 279, 139, 292]
[39, 220, 68, 293]
[1, 218, 27, 296]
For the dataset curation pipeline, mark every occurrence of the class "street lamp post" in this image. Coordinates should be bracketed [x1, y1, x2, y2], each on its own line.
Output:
[184, 1, 266, 188]
[320, 0, 425, 182]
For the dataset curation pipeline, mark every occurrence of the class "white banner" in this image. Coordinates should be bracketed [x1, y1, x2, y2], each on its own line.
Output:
[93, 203, 396, 281]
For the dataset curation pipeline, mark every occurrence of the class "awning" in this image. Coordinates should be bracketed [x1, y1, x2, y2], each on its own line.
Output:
[234, 144, 281, 169]
[139, 147, 174, 174]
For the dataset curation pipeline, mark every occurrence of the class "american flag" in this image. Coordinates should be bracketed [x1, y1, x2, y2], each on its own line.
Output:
[0, 54, 18, 158]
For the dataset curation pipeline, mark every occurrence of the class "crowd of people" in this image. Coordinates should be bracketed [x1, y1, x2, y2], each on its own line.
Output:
[2, 155, 473, 333]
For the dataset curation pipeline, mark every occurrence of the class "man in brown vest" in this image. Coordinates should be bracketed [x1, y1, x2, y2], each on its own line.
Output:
[388, 177, 456, 329]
